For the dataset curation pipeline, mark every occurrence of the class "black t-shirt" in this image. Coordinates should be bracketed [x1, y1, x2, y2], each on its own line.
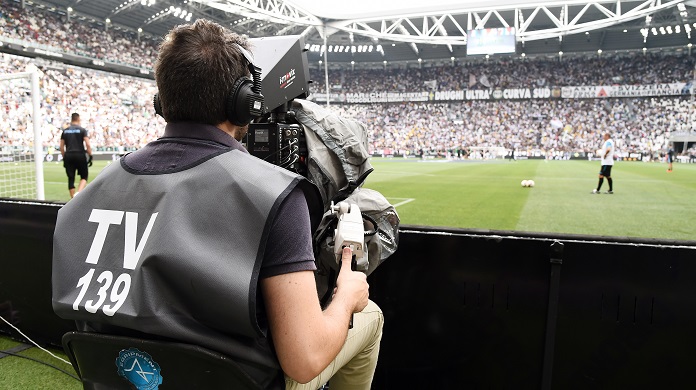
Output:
[61, 125, 88, 153]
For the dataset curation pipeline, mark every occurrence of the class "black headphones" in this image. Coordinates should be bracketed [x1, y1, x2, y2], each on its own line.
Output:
[153, 43, 264, 126]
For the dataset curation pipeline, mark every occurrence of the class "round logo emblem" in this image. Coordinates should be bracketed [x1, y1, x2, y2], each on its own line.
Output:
[116, 348, 163, 390]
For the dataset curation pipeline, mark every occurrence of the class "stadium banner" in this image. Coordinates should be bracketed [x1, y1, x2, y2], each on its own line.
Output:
[311, 92, 430, 103]
[312, 87, 559, 103]
[312, 84, 688, 103]
[0, 152, 119, 163]
[345, 92, 430, 103]
[561, 83, 690, 98]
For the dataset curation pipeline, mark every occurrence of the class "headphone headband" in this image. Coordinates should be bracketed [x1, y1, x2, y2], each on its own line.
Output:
[235, 43, 263, 96]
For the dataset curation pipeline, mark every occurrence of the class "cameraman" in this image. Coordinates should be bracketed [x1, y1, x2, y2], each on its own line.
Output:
[52, 19, 383, 390]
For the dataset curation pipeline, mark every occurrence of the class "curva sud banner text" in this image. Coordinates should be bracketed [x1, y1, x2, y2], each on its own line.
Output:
[311, 82, 692, 103]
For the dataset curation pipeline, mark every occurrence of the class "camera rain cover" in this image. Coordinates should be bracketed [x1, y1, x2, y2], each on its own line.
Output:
[291, 99, 400, 303]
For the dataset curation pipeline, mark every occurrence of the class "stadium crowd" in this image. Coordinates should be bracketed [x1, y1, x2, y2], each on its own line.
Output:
[310, 52, 696, 93]
[2, 51, 694, 158]
[0, 0, 159, 69]
[328, 98, 694, 157]
[1, 54, 160, 152]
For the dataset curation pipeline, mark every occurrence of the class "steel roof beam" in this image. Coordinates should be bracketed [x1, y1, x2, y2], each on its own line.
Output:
[326, 0, 685, 45]
[190, 0, 322, 27]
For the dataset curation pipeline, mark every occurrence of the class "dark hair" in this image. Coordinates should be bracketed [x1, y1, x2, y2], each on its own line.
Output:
[71, 113, 80, 122]
[154, 19, 249, 125]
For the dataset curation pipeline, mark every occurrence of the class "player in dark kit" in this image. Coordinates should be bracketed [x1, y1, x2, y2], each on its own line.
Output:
[667, 145, 674, 172]
[60, 113, 92, 198]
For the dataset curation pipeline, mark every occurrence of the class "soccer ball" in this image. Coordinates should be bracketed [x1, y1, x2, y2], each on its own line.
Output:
[521, 180, 528, 187]
[596, 149, 604, 157]
[528, 180, 535, 187]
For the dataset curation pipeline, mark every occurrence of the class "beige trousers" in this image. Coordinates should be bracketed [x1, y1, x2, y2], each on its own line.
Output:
[285, 300, 384, 390]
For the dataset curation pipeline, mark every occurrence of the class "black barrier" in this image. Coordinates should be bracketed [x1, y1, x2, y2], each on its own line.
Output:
[0, 199, 76, 345]
[2, 199, 696, 387]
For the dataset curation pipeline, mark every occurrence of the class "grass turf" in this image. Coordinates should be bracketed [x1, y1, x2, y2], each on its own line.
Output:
[12, 157, 696, 241]
[363, 158, 696, 241]
[0, 335, 81, 389]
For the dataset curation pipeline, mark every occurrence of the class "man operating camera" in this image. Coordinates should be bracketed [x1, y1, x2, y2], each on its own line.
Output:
[52, 19, 383, 389]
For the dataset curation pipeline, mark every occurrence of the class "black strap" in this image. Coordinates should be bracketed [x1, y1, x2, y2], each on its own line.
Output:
[541, 240, 564, 390]
[0, 343, 32, 359]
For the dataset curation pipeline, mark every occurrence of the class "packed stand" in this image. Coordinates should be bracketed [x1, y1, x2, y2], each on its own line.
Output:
[310, 52, 696, 93]
[1, 53, 694, 158]
[1, 54, 161, 151]
[327, 98, 695, 157]
[0, 0, 159, 69]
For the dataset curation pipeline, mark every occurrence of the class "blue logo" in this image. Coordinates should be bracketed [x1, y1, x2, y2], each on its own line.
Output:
[115, 348, 163, 390]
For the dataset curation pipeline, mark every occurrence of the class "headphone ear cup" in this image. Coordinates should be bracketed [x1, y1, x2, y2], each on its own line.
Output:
[153, 93, 163, 117]
[227, 77, 255, 126]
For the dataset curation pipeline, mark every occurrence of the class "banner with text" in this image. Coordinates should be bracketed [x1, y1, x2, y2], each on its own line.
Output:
[310, 83, 691, 103]
[561, 83, 690, 98]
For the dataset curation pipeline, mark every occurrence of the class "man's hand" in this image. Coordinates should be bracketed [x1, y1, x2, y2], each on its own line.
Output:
[334, 247, 369, 314]
[88, 155, 93, 167]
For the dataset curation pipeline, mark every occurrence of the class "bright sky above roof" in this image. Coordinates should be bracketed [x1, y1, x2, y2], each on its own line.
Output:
[289, 0, 583, 20]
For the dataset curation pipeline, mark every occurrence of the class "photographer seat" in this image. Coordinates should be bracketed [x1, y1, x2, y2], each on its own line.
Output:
[62, 331, 259, 390]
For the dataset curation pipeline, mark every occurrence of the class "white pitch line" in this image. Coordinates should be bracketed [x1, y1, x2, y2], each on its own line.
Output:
[392, 198, 415, 207]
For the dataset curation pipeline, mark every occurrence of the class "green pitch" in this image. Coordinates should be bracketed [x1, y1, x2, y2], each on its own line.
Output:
[363, 158, 696, 241]
[0, 336, 80, 389]
[37, 158, 696, 241]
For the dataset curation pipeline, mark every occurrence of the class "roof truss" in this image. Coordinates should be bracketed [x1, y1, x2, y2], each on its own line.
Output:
[324, 0, 687, 44]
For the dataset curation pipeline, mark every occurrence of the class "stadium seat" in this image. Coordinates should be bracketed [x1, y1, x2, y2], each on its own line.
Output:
[62, 331, 260, 389]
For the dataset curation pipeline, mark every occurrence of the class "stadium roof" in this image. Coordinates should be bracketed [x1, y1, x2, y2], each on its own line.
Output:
[24, 0, 696, 63]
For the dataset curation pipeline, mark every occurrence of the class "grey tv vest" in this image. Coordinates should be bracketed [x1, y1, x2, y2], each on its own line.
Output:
[52, 149, 311, 388]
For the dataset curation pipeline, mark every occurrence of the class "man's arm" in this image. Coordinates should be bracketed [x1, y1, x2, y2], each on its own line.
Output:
[261, 247, 369, 384]
[83, 137, 92, 156]
[59, 139, 65, 157]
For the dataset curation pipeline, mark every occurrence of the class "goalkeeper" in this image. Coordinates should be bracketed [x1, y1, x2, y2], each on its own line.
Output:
[60, 113, 92, 198]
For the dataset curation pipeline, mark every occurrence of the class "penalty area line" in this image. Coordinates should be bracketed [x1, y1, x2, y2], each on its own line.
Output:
[391, 198, 415, 208]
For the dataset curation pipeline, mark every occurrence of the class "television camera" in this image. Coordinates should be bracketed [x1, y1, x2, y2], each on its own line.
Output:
[246, 36, 369, 286]
[245, 35, 311, 176]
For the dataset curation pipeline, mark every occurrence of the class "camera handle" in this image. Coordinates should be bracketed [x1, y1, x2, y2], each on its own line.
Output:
[331, 201, 368, 328]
